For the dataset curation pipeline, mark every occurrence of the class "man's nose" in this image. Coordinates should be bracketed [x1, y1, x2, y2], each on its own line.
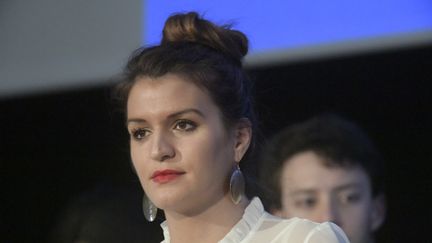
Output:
[316, 201, 341, 226]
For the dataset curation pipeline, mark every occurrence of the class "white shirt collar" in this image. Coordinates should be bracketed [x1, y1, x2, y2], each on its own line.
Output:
[160, 197, 264, 243]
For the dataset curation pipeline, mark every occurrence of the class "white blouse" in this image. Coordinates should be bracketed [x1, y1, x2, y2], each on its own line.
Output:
[160, 197, 349, 243]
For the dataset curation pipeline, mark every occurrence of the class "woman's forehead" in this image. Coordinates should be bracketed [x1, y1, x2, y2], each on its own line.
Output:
[127, 75, 220, 120]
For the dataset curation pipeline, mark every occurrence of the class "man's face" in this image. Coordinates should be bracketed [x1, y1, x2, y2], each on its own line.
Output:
[274, 151, 385, 243]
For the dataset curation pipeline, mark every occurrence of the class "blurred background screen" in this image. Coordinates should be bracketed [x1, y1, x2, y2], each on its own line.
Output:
[1, 0, 431, 98]
[144, 0, 432, 64]
[0, 0, 142, 98]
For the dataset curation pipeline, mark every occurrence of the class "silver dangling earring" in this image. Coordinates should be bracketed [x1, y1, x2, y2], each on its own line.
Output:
[142, 193, 158, 222]
[230, 164, 245, 204]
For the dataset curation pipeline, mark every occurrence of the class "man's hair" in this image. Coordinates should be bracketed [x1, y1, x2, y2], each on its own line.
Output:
[259, 114, 385, 210]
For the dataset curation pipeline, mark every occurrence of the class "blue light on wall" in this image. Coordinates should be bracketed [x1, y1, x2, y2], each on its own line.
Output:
[144, 0, 432, 60]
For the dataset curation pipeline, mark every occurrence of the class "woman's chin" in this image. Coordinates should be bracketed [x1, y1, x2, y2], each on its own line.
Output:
[151, 192, 185, 210]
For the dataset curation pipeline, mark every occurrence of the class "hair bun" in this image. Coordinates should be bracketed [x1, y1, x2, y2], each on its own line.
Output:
[162, 12, 249, 62]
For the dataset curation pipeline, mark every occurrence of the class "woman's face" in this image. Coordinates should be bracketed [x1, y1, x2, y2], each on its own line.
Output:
[126, 74, 249, 215]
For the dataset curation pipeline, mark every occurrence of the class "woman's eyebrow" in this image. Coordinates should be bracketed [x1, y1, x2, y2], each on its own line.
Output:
[126, 118, 146, 127]
[126, 108, 205, 127]
[166, 108, 205, 119]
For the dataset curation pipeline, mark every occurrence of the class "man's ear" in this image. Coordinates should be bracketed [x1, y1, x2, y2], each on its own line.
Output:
[233, 118, 252, 162]
[370, 193, 387, 231]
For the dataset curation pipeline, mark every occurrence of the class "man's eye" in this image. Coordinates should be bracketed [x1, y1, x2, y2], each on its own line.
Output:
[174, 120, 197, 131]
[131, 128, 149, 140]
[340, 192, 362, 204]
[295, 197, 317, 209]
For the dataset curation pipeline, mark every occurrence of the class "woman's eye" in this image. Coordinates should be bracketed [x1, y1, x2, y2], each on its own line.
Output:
[174, 120, 197, 131]
[131, 128, 149, 140]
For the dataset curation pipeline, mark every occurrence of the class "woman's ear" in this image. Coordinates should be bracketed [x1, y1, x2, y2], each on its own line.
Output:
[233, 118, 252, 162]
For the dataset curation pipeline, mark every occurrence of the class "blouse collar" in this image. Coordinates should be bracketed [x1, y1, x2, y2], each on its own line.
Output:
[160, 197, 264, 243]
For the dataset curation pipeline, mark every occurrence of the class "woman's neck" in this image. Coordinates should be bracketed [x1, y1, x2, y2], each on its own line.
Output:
[164, 195, 250, 243]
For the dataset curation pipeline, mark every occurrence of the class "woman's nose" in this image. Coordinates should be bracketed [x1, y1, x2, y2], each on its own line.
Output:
[150, 132, 175, 162]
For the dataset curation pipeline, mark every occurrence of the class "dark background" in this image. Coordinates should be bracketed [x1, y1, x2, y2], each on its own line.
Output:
[1, 43, 431, 242]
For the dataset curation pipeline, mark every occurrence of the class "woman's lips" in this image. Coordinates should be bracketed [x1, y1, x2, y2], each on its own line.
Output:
[151, 169, 185, 183]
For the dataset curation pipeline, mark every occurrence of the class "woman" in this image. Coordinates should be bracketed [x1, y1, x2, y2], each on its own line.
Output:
[115, 12, 349, 243]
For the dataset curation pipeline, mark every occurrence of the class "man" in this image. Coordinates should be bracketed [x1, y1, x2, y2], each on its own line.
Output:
[259, 114, 386, 243]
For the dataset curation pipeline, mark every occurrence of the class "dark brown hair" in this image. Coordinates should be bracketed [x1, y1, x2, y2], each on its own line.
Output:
[114, 12, 258, 195]
[258, 114, 385, 210]
[116, 12, 254, 127]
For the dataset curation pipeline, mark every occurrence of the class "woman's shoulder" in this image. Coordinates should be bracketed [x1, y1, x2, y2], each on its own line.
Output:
[252, 213, 349, 243]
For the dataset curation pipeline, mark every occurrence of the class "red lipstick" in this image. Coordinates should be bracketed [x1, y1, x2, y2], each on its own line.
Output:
[151, 169, 184, 184]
